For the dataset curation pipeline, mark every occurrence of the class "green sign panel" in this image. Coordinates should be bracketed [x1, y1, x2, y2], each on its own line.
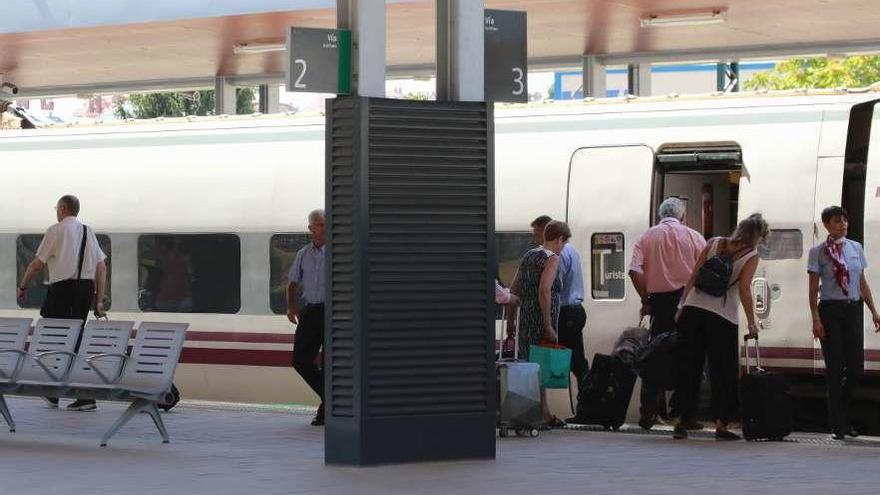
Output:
[286, 27, 352, 95]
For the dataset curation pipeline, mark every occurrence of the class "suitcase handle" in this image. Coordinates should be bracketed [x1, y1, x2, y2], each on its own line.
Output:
[743, 333, 762, 372]
[498, 306, 521, 362]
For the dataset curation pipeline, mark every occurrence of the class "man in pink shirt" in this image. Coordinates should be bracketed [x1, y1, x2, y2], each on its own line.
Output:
[629, 197, 706, 430]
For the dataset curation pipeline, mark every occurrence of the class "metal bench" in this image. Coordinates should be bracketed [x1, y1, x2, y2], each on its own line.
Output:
[0, 319, 187, 446]
[0, 317, 33, 431]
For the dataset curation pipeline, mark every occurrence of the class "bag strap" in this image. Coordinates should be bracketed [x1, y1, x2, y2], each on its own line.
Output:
[76, 224, 88, 280]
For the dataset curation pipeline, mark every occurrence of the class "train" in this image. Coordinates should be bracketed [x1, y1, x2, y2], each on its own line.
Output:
[2, 87, 880, 424]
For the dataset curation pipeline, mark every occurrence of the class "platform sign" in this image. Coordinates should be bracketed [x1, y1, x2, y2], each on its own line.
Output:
[484, 10, 527, 103]
[286, 27, 351, 95]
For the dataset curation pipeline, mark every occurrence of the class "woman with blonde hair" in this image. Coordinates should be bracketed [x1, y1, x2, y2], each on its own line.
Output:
[672, 213, 769, 440]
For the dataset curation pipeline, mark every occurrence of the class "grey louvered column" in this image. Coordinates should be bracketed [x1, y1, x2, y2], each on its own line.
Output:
[324, 96, 496, 465]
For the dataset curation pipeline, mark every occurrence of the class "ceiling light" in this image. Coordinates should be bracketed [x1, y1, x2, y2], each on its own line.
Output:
[233, 42, 285, 55]
[640, 9, 727, 28]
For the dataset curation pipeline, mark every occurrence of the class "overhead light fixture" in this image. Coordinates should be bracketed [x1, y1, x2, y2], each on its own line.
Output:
[640, 9, 727, 28]
[233, 42, 285, 55]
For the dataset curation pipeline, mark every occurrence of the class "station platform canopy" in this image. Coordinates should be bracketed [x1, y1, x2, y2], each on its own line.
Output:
[2, 0, 879, 96]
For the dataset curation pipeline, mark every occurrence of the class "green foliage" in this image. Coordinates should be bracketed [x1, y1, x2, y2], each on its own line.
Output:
[114, 87, 257, 119]
[402, 92, 430, 100]
[744, 56, 880, 91]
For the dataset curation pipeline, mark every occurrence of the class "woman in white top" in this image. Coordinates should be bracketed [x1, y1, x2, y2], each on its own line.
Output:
[672, 213, 768, 440]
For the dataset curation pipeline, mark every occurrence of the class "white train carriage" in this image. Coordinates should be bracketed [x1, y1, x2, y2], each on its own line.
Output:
[1, 88, 879, 412]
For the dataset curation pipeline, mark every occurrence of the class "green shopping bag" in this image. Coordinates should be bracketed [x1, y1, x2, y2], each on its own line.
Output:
[529, 341, 572, 389]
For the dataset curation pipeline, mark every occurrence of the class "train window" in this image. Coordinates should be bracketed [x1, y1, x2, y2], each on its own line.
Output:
[269, 233, 312, 314]
[137, 234, 240, 314]
[591, 233, 626, 300]
[16, 234, 112, 310]
[496, 232, 536, 287]
[758, 229, 803, 261]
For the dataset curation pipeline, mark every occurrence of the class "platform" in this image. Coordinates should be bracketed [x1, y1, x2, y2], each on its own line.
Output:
[2, 396, 880, 495]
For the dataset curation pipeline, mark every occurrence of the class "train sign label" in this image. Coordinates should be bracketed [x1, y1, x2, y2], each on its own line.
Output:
[484, 9, 527, 103]
[286, 27, 352, 95]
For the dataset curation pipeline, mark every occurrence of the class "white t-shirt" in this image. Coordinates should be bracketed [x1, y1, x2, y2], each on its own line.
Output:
[35, 217, 106, 283]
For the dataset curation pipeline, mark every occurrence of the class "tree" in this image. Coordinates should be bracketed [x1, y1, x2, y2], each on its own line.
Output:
[744, 56, 880, 91]
[115, 87, 256, 119]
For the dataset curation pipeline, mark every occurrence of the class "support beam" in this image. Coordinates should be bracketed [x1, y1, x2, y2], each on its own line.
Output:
[337, 0, 386, 98]
[716, 62, 740, 93]
[258, 84, 280, 113]
[214, 77, 236, 115]
[582, 55, 606, 98]
[627, 64, 651, 96]
[436, 0, 485, 102]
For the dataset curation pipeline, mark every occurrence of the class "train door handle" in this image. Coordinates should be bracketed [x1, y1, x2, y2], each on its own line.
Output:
[752, 277, 770, 319]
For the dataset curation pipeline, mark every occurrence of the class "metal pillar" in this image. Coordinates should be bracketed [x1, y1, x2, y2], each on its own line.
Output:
[716, 62, 740, 92]
[325, 0, 495, 467]
[627, 63, 651, 96]
[258, 84, 280, 113]
[337, 0, 386, 97]
[583, 55, 606, 98]
[436, 0, 485, 102]
[214, 77, 236, 115]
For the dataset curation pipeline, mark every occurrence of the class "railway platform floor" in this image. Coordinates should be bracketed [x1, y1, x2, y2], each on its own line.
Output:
[2, 396, 880, 495]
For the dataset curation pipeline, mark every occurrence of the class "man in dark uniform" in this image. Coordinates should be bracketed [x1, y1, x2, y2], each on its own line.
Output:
[287, 209, 326, 426]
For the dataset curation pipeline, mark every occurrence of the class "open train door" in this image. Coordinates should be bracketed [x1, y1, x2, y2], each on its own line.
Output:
[859, 102, 880, 374]
[567, 145, 654, 358]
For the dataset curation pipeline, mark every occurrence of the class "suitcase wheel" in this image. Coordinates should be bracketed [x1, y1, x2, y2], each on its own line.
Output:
[514, 428, 539, 438]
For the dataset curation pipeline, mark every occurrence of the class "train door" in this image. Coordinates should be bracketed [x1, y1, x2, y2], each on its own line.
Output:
[856, 102, 880, 372]
[566, 145, 653, 356]
[736, 141, 819, 369]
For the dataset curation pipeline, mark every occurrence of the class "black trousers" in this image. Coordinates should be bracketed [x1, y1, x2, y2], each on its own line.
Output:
[639, 288, 683, 420]
[293, 303, 325, 404]
[819, 300, 864, 436]
[559, 304, 588, 395]
[675, 306, 739, 423]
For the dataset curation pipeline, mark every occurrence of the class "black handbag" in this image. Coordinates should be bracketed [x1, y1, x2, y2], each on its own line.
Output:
[40, 224, 91, 318]
[634, 330, 679, 391]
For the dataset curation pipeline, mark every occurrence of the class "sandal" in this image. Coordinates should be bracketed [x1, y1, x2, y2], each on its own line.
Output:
[715, 429, 741, 441]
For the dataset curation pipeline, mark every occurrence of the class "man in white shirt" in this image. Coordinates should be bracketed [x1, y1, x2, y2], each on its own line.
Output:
[17, 195, 107, 411]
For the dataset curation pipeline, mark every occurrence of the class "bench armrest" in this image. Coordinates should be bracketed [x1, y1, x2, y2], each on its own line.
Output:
[34, 351, 78, 382]
[84, 353, 129, 385]
[0, 349, 28, 380]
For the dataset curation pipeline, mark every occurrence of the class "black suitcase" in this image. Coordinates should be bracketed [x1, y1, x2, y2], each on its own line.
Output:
[740, 335, 792, 441]
[577, 353, 636, 430]
[635, 330, 679, 391]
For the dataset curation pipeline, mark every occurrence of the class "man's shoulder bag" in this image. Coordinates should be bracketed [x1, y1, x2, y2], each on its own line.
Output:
[40, 225, 92, 318]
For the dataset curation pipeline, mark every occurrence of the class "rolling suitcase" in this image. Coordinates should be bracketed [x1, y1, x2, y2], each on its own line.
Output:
[741, 334, 792, 441]
[577, 353, 637, 430]
[497, 308, 543, 438]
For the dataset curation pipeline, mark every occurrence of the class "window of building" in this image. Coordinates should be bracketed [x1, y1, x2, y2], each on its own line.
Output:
[16, 234, 112, 309]
[137, 234, 240, 314]
[591, 233, 626, 300]
[758, 229, 803, 260]
[269, 233, 312, 314]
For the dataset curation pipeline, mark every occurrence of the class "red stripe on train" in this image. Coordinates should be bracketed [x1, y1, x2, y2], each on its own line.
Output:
[185, 331, 293, 344]
[180, 348, 292, 367]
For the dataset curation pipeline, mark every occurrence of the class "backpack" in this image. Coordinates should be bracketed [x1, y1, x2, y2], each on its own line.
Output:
[694, 239, 750, 297]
